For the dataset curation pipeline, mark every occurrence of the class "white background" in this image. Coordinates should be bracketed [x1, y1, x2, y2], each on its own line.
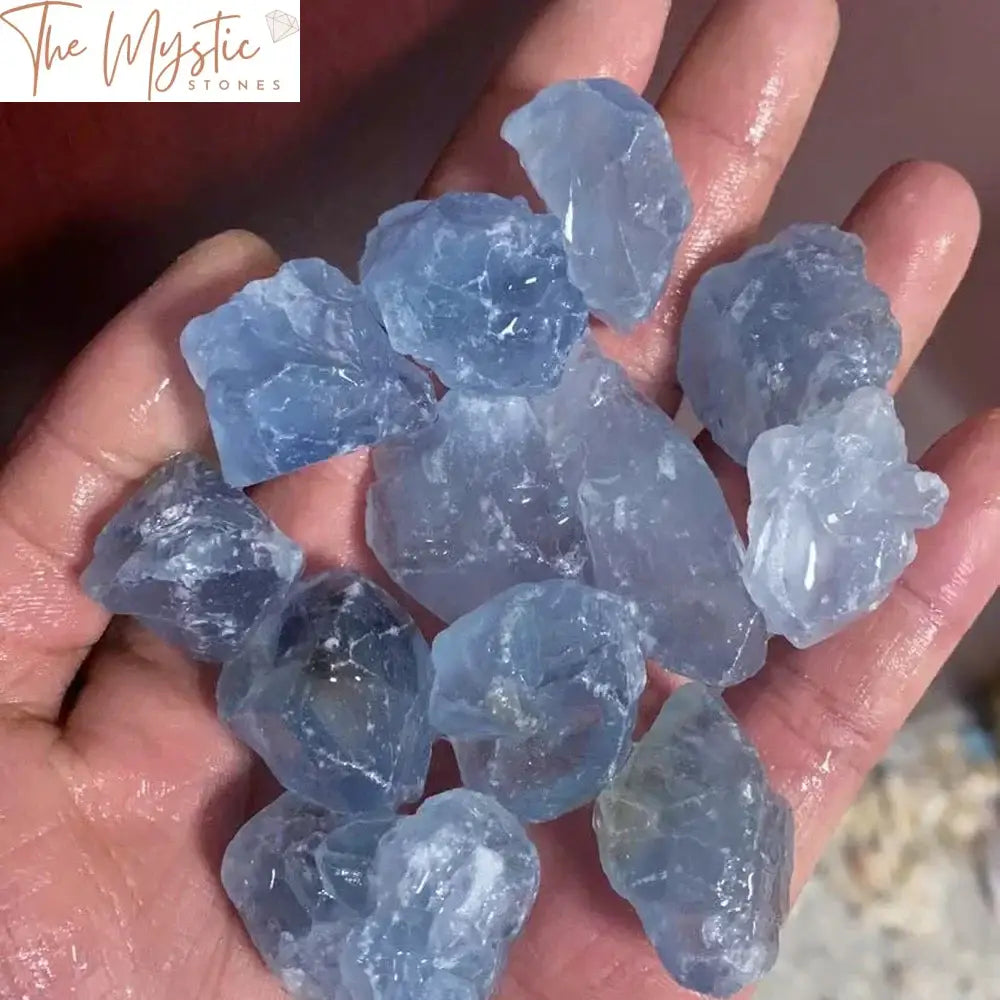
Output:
[0, 0, 300, 101]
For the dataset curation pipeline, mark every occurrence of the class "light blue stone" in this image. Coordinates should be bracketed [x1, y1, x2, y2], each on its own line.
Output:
[81, 452, 303, 662]
[532, 342, 767, 687]
[595, 683, 793, 998]
[360, 193, 589, 394]
[221, 792, 393, 1000]
[503, 77, 692, 332]
[341, 789, 540, 1000]
[366, 390, 591, 623]
[743, 386, 948, 648]
[217, 570, 433, 812]
[180, 258, 435, 487]
[429, 580, 645, 822]
[678, 224, 902, 464]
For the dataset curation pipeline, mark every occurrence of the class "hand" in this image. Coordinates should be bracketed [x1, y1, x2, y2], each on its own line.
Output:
[0, 1, 994, 998]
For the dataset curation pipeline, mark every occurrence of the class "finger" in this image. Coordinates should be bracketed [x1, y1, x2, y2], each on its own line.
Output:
[845, 160, 981, 390]
[703, 160, 981, 523]
[425, 0, 672, 199]
[597, 0, 840, 407]
[727, 410, 1000, 892]
[0, 232, 280, 720]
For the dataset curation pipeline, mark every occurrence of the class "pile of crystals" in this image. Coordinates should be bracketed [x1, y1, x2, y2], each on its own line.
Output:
[81, 77, 948, 1000]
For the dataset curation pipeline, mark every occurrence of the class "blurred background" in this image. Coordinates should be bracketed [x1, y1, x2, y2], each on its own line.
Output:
[1, 1, 997, 996]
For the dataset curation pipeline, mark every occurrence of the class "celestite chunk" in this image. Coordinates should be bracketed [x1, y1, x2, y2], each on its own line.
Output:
[430, 581, 645, 821]
[360, 192, 589, 394]
[217, 571, 433, 812]
[221, 792, 393, 1000]
[180, 258, 435, 487]
[678, 224, 902, 464]
[743, 386, 948, 648]
[366, 390, 591, 623]
[595, 683, 793, 998]
[502, 77, 692, 332]
[81, 452, 303, 661]
[532, 343, 767, 687]
[341, 789, 540, 1000]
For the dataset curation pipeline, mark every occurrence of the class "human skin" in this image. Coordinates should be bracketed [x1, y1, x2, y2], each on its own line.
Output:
[0, 1, 996, 998]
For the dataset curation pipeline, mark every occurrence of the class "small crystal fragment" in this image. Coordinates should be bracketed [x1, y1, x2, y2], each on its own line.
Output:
[81, 452, 303, 662]
[217, 570, 433, 812]
[595, 683, 793, 998]
[502, 77, 692, 332]
[221, 792, 393, 1000]
[430, 580, 645, 821]
[678, 224, 902, 464]
[360, 192, 589, 394]
[743, 386, 948, 648]
[180, 258, 435, 487]
[366, 390, 591, 623]
[340, 789, 540, 1000]
[532, 343, 767, 686]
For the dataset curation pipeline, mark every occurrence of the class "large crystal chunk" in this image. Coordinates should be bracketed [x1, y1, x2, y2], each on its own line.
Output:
[532, 343, 767, 686]
[595, 683, 793, 998]
[341, 789, 540, 1000]
[360, 193, 589, 394]
[180, 258, 435, 487]
[502, 77, 692, 332]
[366, 390, 591, 623]
[217, 570, 433, 812]
[743, 386, 948, 648]
[81, 452, 303, 661]
[429, 580, 645, 821]
[221, 792, 393, 1000]
[678, 224, 902, 464]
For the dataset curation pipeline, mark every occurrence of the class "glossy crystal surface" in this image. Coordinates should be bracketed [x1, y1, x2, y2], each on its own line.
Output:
[502, 77, 692, 332]
[221, 792, 393, 1000]
[360, 193, 589, 394]
[366, 390, 591, 623]
[678, 224, 901, 464]
[532, 343, 767, 686]
[595, 683, 793, 998]
[181, 258, 435, 487]
[743, 386, 948, 648]
[341, 789, 540, 1000]
[217, 570, 433, 812]
[430, 580, 646, 821]
[81, 452, 303, 662]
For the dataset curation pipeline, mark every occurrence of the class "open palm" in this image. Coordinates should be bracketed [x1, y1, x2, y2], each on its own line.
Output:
[1, 1, 997, 998]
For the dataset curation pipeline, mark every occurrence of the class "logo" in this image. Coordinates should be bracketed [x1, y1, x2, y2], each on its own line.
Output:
[0, 0, 300, 101]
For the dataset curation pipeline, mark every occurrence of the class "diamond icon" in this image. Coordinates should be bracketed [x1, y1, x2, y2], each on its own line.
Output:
[265, 9, 299, 42]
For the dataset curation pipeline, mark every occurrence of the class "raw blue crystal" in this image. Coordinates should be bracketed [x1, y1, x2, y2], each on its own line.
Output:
[180, 258, 435, 487]
[532, 343, 767, 687]
[81, 452, 303, 662]
[678, 224, 902, 464]
[429, 580, 645, 821]
[340, 789, 540, 1000]
[743, 386, 948, 648]
[366, 390, 591, 623]
[360, 193, 589, 394]
[221, 792, 393, 1000]
[217, 570, 433, 812]
[502, 77, 692, 332]
[595, 683, 793, 998]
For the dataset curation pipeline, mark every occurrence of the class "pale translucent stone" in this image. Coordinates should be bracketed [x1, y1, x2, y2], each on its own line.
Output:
[430, 580, 646, 821]
[595, 683, 793, 998]
[743, 386, 948, 647]
[679, 224, 901, 464]
[503, 77, 691, 332]
[81, 452, 303, 662]
[340, 789, 540, 1000]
